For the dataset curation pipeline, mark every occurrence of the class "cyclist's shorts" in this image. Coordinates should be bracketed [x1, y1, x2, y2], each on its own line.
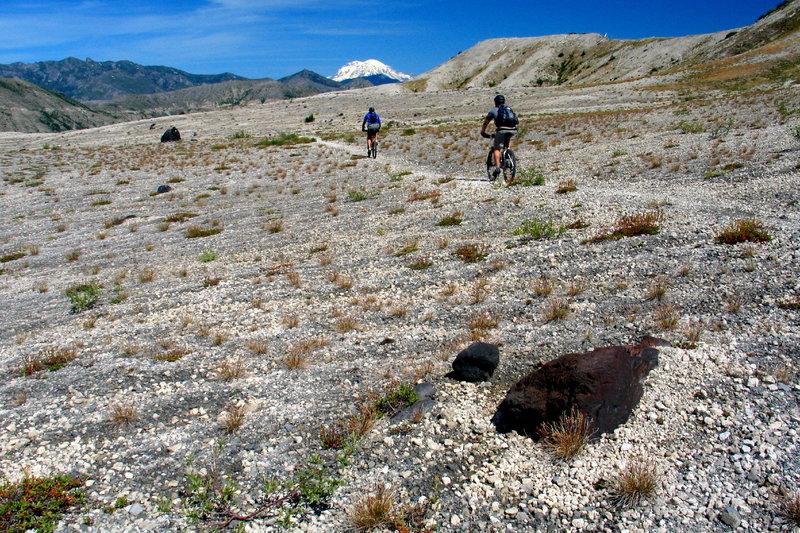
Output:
[493, 131, 514, 149]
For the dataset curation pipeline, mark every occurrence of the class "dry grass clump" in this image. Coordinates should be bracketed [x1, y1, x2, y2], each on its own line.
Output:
[715, 218, 772, 244]
[285, 337, 330, 369]
[335, 315, 360, 333]
[541, 297, 570, 322]
[780, 490, 800, 525]
[539, 408, 594, 459]
[320, 407, 377, 450]
[645, 277, 670, 301]
[531, 276, 555, 297]
[214, 357, 248, 381]
[245, 338, 269, 355]
[349, 485, 399, 532]
[555, 178, 578, 194]
[137, 268, 156, 283]
[282, 313, 301, 328]
[186, 225, 223, 238]
[327, 270, 353, 289]
[609, 459, 659, 506]
[407, 189, 441, 203]
[654, 304, 679, 329]
[285, 270, 302, 288]
[566, 278, 587, 296]
[108, 402, 139, 427]
[468, 310, 500, 331]
[222, 403, 247, 433]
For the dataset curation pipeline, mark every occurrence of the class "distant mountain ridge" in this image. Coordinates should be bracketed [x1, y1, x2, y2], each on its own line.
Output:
[0, 57, 246, 102]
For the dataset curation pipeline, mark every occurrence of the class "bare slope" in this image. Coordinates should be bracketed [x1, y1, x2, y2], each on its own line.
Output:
[0, 77, 120, 133]
[410, 1, 800, 91]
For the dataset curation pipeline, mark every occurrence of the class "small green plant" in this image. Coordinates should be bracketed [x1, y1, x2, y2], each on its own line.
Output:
[103, 496, 129, 513]
[0, 251, 26, 263]
[509, 167, 545, 186]
[609, 459, 659, 506]
[65, 282, 102, 313]
[714, 218, 772, 244]
[304, 114, 315, 123]
[436, 212, 463, 226]
[347, 189, 373, 202]
[374, 384, 418, 417]
[612, 149, 628, 157]
[513, 219, 565, 240]
[679, 120, 705, 133]
[389, 171, 412, 181]
[229, 130, 251, 139]
[539, 407, 594, 459]
[0, 473, 84, 533]
[408, 257, 434, 270]
[199, 251, 217, 262]
[401, 128, 416, 136]
[541, 297, 570, 322]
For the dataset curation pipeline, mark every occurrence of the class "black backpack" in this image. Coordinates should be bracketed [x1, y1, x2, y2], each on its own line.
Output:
[495, 105, 519, 129]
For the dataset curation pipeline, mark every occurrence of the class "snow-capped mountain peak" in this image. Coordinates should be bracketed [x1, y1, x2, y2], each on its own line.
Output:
[330, 59, 412, 82]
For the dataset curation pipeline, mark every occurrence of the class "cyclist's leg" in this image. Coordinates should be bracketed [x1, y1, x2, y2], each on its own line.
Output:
[492, 132, 504, 167]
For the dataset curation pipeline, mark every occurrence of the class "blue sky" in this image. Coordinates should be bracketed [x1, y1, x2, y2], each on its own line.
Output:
[0, 0, 787, 79]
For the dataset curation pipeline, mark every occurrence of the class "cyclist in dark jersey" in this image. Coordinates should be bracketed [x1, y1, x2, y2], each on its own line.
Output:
[481, 95, 516, 178]
[362, 107, 381, 156]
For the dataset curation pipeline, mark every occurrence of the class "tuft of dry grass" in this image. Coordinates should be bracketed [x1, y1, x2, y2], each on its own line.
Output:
[645, 277, 670, 301]
[108, 402, 139, 427]
[468, 310, 500, 331]
[335, 315, 360, 333]
[566, 278, 587, 296]
[350, 485, 399, 532]
[781, 490, 800, 525]
[586, 211, 664, 243]
[285, 270, 302, 288]
[282, 313, 301, 328]
[539, 407, 594, 459]
[654, 304, 679, 329]
[531, 276, 555, 297]
[222, 403, 247, 433]
[246, 339, 269, 355]
[453, 243, 488, 263]
[214, 357, 248, 381]
[541, 297, 570, 322]
[609, 459, 659, 506]
[137, 268, 156, 283]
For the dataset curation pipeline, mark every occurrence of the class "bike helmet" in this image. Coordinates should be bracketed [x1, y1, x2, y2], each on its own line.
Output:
[369, 107, 375, 112]
[494, 94, 505, 106]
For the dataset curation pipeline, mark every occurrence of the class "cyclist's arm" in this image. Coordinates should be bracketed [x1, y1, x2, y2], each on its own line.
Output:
[480, 116, 493, 136]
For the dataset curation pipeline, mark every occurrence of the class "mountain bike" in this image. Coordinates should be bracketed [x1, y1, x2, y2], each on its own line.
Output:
[486, 144, 516, 182]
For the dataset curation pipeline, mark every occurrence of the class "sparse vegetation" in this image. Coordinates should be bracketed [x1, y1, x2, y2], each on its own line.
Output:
[586, 211, 664, 243]
[714, 218, 772, 244]
[453, 243, 488, 263]
[609, 459, 659, 506]
[513, 219, 565, 240]
[0, 474, 85, 533]
[65, 282, 102, 313]
[539, 408, 594, 459]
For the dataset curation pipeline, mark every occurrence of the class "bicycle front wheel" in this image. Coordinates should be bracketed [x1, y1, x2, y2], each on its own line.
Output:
[503, 149, 517, 182]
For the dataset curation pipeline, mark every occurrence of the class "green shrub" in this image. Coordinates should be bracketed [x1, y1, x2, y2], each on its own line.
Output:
[304, 114, 315, 123]
[0, 474, 84, 533]
[0, 251, 26, 263]
[436, 213, 463, 226]
[513, 219, 565, 240]
[65, 282, 102, 313]
[585, 211, 664, 243]
[186, 225, 223, 238]
[199, 251, 217, 262]
[401, 128, 416, 136]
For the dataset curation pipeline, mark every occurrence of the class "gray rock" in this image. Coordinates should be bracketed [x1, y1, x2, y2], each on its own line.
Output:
[719, 506, 742, 528]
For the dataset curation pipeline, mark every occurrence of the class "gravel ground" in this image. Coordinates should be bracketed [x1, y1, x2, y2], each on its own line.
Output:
[1, 78, 799, 532]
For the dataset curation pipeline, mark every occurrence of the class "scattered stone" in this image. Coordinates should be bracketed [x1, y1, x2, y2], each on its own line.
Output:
[719, 506, 742, 528]
[160, 126, 181, 142]
[156, 185, 172, 194]
[491, 337, 664, 437]
[447, 342, 500, 382]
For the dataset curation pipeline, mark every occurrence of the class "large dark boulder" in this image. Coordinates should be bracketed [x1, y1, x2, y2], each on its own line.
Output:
[491, 336, 667, 438]
[160, 126, 181, 142]
[447, 342, 500, 382]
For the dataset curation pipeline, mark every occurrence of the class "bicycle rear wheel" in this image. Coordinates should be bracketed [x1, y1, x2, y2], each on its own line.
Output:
[486, 150, 495, 181]
[370, 141, 378, 159]
[503, 149, 517, 182]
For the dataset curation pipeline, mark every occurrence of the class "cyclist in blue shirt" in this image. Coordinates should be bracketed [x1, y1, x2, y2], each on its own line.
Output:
[362, 107, 381, 156]
[481, 95, 516, 178]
